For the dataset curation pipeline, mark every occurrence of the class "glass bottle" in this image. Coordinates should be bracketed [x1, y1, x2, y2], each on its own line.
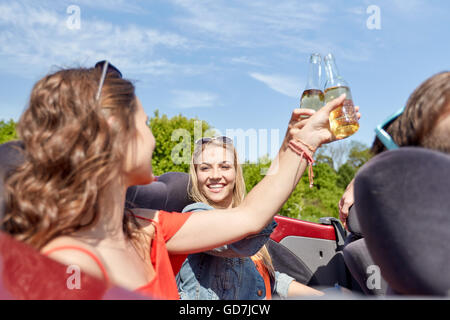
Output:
[323, 53, 359, 139]
[300, 53, 325, 111]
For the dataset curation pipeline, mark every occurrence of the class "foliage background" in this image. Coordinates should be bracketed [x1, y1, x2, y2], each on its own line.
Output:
[0, 113, 371, 223]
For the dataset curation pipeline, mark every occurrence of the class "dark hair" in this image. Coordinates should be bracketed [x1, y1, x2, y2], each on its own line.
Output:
[371, 71, 450, 155]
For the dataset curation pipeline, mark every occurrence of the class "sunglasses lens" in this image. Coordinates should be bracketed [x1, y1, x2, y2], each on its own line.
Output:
[95, 60, 122, 78]
[195, 136, 233, 145]
[195, 138, 211, 145]
[221, 136, 233, 144]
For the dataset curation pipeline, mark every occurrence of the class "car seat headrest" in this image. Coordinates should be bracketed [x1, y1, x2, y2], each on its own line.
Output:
[354, 147, 450, 296]
[125, 171, 193, 213]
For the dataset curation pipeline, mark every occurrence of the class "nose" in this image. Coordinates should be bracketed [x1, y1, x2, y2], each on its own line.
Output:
[210, 167, 222, 180]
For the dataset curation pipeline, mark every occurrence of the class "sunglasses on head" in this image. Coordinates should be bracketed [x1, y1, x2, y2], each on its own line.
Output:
[374, 106, 405, 150]
[195, 136, 233, 146]
[95, 60, 123, 100]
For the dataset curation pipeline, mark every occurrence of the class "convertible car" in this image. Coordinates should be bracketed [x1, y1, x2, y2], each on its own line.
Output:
[0, 141, 449, 299]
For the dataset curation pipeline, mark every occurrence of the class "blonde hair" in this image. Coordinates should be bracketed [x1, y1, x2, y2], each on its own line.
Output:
[188, 139, 275, 278]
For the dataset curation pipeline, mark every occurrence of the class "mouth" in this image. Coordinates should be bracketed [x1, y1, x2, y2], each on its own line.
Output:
[207, 183, 226, 193]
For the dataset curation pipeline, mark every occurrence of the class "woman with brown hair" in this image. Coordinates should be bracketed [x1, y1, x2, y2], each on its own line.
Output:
[177, 136, 323, 299]
[2, 61, 353, 299]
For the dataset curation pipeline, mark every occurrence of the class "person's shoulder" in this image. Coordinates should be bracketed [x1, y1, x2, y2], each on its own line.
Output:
[129, 208, 158, 223]
[182, 202, 214, 213]
[41, 236, 106, 280]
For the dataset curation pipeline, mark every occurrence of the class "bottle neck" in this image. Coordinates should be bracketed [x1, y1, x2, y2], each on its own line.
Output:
[305, 55, 321, 89]
[324, 55, 341, 84]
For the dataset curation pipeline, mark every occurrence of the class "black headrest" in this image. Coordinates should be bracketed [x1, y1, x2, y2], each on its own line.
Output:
[354, 147, 450, 296]
[125, 172, 193, 213]
[347, 205, 363, 238]
[0, 141, 25, 224]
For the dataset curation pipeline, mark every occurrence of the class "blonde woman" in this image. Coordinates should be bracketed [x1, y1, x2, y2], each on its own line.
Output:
[176, 137, 323, 299]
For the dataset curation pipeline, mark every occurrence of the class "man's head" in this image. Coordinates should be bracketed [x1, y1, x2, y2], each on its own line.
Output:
[372, 71, 450, 154]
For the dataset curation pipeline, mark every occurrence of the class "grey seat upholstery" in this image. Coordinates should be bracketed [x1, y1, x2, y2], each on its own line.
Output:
[343, 205, 388, 295]
[347, 206, 363, 238]
[354, 147, 450, 296]
[342, 236, 388, 295]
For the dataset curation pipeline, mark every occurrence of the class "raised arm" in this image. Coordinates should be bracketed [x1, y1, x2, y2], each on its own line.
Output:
[167, 94, 352, 254]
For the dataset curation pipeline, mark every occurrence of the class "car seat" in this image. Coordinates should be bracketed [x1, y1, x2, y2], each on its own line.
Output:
[354, 147, 450, 296]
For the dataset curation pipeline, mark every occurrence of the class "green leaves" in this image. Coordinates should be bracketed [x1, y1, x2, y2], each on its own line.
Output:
[0, 119, 17, 144]
[149, 110, 214, 176]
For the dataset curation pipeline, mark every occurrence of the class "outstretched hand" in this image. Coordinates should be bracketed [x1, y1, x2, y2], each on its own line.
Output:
[287, 94, 361, 151]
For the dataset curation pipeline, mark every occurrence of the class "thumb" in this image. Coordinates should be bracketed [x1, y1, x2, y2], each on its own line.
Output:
[322, 93, 346, 113]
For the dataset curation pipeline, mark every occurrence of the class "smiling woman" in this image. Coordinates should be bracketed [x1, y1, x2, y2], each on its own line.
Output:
[177, 136, 324, 299]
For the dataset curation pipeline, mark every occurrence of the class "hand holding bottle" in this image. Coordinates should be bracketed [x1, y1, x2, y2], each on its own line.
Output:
[289, 94, 361, 151]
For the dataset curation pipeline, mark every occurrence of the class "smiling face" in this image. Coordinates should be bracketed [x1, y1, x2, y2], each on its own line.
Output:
[195, 144, 237, 209]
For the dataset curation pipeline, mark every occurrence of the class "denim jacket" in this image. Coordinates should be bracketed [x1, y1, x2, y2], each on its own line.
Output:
[176, 202, 295, 300]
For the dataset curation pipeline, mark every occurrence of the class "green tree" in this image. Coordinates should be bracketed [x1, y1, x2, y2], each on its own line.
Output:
[336, 162, 357, 189]
[0, 119, 17, 144]
[242, 156, 344, 223]
[346, 141, 372, 169]
[149, 110, 214, 176]
[299, 162, 344, 221]
[335, 141, 372, 189]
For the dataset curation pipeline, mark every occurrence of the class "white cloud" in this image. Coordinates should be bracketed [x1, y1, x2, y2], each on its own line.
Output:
[230, 56, 264, 67]
[0, 2, 191, 78]
[249, 72, 302, 98]
[170, 90, 219, 109]
[391, 0, 425, 13]
[170, 0, 329, 48]
[68, 0, 147, 15]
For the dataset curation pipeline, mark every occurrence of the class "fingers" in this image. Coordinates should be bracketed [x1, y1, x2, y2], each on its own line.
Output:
[290, 108, 316, 122]
[354, 106, 361, 120]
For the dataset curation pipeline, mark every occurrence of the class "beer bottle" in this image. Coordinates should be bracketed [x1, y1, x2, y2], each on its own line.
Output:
[300, 53, 324, 111]
[323, 53, 359, 139]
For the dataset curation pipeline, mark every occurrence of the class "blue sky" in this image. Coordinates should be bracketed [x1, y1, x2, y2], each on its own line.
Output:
[0, 0, 449, 161]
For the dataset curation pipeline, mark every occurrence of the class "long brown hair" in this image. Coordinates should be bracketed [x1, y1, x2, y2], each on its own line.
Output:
[371, 71, 450, 155]
[188, 139, 275, 278]
[2, 66, 141, 249]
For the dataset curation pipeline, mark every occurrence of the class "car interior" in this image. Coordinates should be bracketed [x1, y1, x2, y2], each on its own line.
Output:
[0, 141, 449, 299]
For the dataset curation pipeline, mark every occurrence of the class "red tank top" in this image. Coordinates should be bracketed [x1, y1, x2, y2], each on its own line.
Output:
[134, 210, 192, 299]
[43, 210, 193, 300]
